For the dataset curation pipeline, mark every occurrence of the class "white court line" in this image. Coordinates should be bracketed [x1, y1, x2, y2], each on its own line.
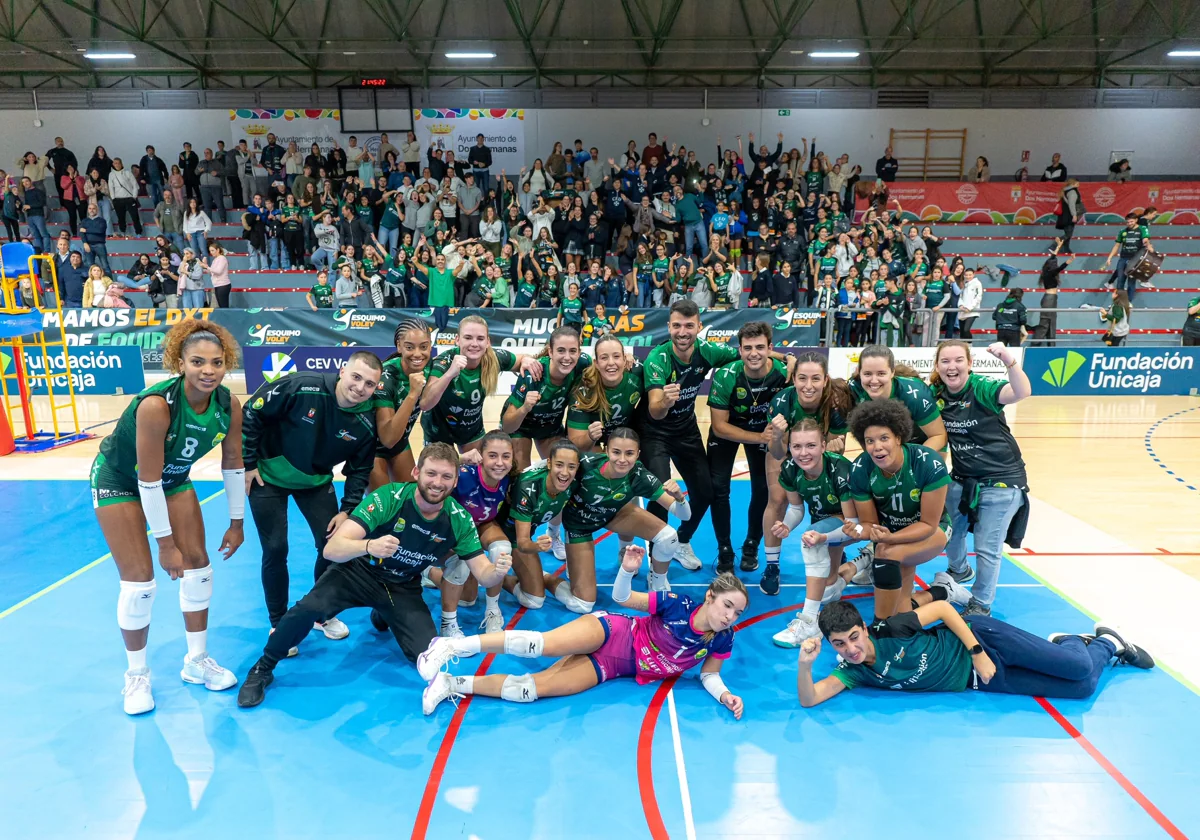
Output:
[594, 582, 1042, 588]
[665, 687, 698, 840]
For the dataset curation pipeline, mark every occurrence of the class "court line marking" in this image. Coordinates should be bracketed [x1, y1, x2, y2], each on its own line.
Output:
[665, 688, 698, 840]
[0, 488, 226, 621]
[1143, 406, 1200, 493]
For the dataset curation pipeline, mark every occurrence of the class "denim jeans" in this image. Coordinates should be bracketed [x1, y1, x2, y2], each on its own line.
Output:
[972, 616, 1118, 699]
[945, 481, 1023, 609]
[311, 247, 335, 271]
[1111, 255, 1136, 302]
[267, 238, 291, 269]
[181, 288, 207, 308]
[85, 242, 111, 275]
[683, 221, 708, 259]
[97, 198, 114, 228]
[147, 182, 164, 208]
[248, 247, 269, 270]
[188, 232, 208, 260]
[472, 168, 490, 193]
[407, 282, 427, 309]
[378, 226, 399, 254]
[26, 216, 52, 253]
[166, 232, 185, 254]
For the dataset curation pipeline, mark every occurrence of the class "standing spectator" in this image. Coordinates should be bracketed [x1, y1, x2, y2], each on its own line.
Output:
[674, 185, 708, 259]
[401, 131, 421, 177]
[957, 268, 984, 340]
[642, 133, 666, 168]
[901, 277, 927, 346]
[281, 142, 303, 190]
[2, 180, 20, 243]
[201, 242, 232, 308]
[966, 156, 990, 182]
[326, 141, 347, 194]
[312, 211, 339, 271]
[468, 134, 493, 193]
[224, 139, 245, 209]
[992, 287, 1028, 347]
[1108, 159, 1133, 182]
[345, 135, 365, 182]
[108, 159, 142, 237]
[138, 145, 169, 208]
[875, 146, 899, 182]
[83, 167, 113, 228]
[479, 206, 503, 256]
[183, 197, 213, 258]
[1099, 290, 1131, 346]
[259, 133, 285, 184]
[59, 164, 86, 235]
[377, 133, 400, 166]
[155, 190, 185, 252]
[835, 276, 858, 346]
[167, 164, 185, 206]
[1181, 295, 1200, 347]
[1102, 212, 1153, 301]
[57, 249, 86, 308]
[179, 142, 200, 201]
[20, 176, 52, 254]
[1031, 240, 1074, 346]
[458, 173, 482, 238]
[79, 203, 111, 275]
[177, 249, 206, 308]
[1054, 178, 1084, 254]
[1041, 153, 1067, 182]
[197, 148, 226, 223]
[146, 254, 177, 308]
[85, 146, 114, 182]
[45, 137, 78, 202]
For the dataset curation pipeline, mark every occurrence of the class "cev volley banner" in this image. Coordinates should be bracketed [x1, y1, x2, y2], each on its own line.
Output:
[886, 182, 1200, 225]
[229, 109, 343, 157]
[38, 306, 822, 370]
[412, 109, 526, 178]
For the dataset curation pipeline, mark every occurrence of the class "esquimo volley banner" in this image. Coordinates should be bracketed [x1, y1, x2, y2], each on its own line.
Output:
[1024, 347, 1200, 396]
[37, 307, 824, 369]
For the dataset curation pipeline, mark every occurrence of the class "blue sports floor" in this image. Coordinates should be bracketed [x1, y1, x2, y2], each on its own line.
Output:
[1, 480, 1196, 839]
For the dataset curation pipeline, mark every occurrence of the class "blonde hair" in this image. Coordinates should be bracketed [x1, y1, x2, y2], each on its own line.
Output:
[458, 314, 501, 394]
[574, 335, 624, 420]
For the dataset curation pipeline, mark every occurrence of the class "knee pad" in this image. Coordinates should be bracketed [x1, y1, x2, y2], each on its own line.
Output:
[512, 583, 545, 610]
[442, 554, 471, 586]
[651, 526, 680, 563]
[179, 565, 213, 613]
[802, 543, 832, 580]
[500, 673, 539, 703]
[553, 581, 595, 614]
[486, 540, 513, 563]
[873, 559, 902, 591]
[504, 629, 545, 658]
[117, 579, 156, 631]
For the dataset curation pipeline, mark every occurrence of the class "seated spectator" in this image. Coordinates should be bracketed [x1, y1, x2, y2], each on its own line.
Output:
[1108, 158, 1132, 182]
[966, 157, 989, 182]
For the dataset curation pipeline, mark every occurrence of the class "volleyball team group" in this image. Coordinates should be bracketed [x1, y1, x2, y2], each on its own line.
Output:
[90, 305, 1154, 721]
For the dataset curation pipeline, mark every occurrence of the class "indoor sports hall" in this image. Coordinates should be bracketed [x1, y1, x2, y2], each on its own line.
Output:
[1, 3, 1200, 839]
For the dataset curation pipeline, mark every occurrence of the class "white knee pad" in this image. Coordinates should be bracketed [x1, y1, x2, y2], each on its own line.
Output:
[117, 579, 156, 631]
[512, 583, 545, 610]
[802, 543, 833, 580]
[651, 526, 680, 563]
[486, 540, 513, 563]
[503, 629, 545, 658]
[500, 673, 539, 703]
[442, 554, 470, 586]
[553, 581, 595, 614]
[179, 565, 213, 613]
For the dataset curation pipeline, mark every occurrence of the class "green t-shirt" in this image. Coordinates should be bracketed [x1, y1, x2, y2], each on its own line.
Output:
[804, 170, 824, 194]
[850, 375, 941, 444]
[652, 257, 670, 288]
[500, 464, 572, 530]
[562, 452, 663, 533]
[933, 373, 1026, 486]
[923, 277, 946, 307]
[309, 281, 334, 308]
[585, 315, 610, 337]
[559, 295, 584, 326]
[768, 386, 849, 436]
[831, 611, 972, 693]
[779, 452, 852, 522]
[425, 265, 456, 307]
[848, 443, 950, 533]
[566, 363, 645, 438]
[471, 273, 494, 302]
[505, 353, 590, 437]
[643, 339, 740, 434]
[708, 359, 789, 433]
[348, 482, 483, 581]
[1184, 295, 1200, 338]
[383, 257, 409, 288]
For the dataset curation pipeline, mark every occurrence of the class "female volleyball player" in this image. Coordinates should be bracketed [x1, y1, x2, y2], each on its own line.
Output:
[419, 314, 543, 453]
[565, 335, 646, 453]
[500, 326, 590, 471]
[930, 341, 1032, 618]
[90, 320, 244, 715]
[848, 344, 946, 453]
[759, 351, 852, 593]
[419, 545, 747, 718]
[845, 399, 952, 620]
[368, 318, 432, 491]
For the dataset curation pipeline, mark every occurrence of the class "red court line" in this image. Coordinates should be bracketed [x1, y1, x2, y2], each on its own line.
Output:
[1034, 697, 1190, 840]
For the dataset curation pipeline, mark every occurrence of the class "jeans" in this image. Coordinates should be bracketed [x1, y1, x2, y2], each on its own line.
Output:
[188, 232, 208, 260]
[707, 433, 767, 551]
[200, 185, 224, 222]
[434, 305, 449, 330]
[640, 422, 712, 545]
[945, 481, 1023, 609]
[311, 247, 335, 271]
[165, 232, 185, 254]
[637, 280, 653, 308]
[262, 561, 435, 666]
[147, 182, 164, 208]
[408, 282, 428, 308]
[181, 288, 207, 308]
[248, 247, 269, 270]
[472, 168, 490, 193]
[26, 216, 52, 253]
[1111, 256, 1136, 302]
[682, 220, 708, 259]
[267, 238, 291, 269]
[378, 226, 400, 254]
[972, 616, 1118, 699]
[85, 242, 111, 275]
[247, 479, 340, 627]
[96, 198, 114, 228]
[836, 317, 853, 347]
[227, 175, 244, 209]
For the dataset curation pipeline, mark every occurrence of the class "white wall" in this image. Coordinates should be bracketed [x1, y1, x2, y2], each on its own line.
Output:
[4, 106, 1197, 178]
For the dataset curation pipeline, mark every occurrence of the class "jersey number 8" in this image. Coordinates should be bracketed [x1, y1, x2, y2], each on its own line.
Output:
[181, 437, 199, 459]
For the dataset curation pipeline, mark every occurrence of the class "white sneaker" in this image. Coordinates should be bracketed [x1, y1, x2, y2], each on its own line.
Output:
[1138, 279, 1155, 290]
[932, 571, 972, 607]
[850, 546, 874, 585]
[122, 668, 155, 715]
[180, 654, 237, 691]
[550, 532, 567, 561]
[674, 542, 701, 571]
[480, 608, 505, 634]
[418, 636, 467, 683]
[269, 627, 299, 658]
[422, 671, 463, 715]
[441, 620, 465, 641]
[772, 614, 821, 649]
[821, 577, 847, 605]
[420, 567, 437, 589]
[648, 572, 671, 593]
[315, 617, 350, 640]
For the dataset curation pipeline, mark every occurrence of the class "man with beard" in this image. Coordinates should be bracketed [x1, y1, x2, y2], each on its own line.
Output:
[237, 442, 512, 707]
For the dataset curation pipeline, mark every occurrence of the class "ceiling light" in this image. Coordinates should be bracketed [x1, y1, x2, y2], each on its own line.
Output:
[445, 52, 495, 59]
[84, 52, 135, 60]
[810, 51, 860, 59]
[1167, 49, 1200, 57]
[343, 51, 357, 55]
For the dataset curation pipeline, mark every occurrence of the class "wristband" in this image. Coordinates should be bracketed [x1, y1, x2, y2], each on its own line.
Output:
[700, 672, 730, 703]
[222, 468, 245, 520]
[137, 479, 173, 538]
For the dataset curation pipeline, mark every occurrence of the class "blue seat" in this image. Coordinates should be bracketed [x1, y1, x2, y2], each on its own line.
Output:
[1, 241, 37, 280]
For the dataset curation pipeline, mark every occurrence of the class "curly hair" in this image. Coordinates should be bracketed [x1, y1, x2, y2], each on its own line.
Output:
[848, 398, 913, 449]
[161, 319, 238, 374]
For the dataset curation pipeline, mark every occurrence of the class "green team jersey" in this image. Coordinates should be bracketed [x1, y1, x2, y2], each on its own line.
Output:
[95, 376, 231, 493]
[643, 339, 740, 434]
[923, 277, 946, 307]
[422, 348, 519, 443]
[808, 239, 831, 259]
[831, 611, 972, 693]
[536, 270, 559, 305]
[850, 375, 940, 444]
[933, 373, 1026, 486]
[562, 452, 664, 534]
[500, 464, 573, 530]
[652, 257, 670, 288]
[383, 257, 409, 288]
[559, 296, 584, 326]
[817, 255, 837, 276]
[1116, 224, 1150, 257]
[1184, 296, 1200, 338]
[515, 277, 539, 302]
[708, 359, 789, 433]
[804, 170, 824, 195]
[779, 452, 852, 522]
[849, 443, 950, 533]
[714, 273, 734, 306]
[309, 282, 335, 308]
[281, 208, 302, 232]
[348, 482, 483, 582]
[566, 363, 645, 437]
[370, 356, 429, 455]
[505, 353, 592, 437]
[769, 386, 849, 436]
[470, 273, 494, 302]
[585, 315, 610, 337]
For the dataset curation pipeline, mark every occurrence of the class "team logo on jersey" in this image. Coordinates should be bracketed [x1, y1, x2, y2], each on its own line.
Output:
[252, 397, 265, 410]
[827, 493, 837, 504]
[303, 408, 316, 424]
[612, 492, 626, 501]
[909, 488, 920, 501]
[694, 648, 708, 659]
[392, 517, 406, 532]
[166, 433, 176, 444]
[212, 432, 226, 446]
[629, 393, 641, 407]
[336, 429, 357, 442]
[736, 387, 748, 399]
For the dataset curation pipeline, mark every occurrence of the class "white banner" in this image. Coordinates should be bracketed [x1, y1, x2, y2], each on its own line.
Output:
[828, 347, 1024, 382]
[410, 108, 525, 178]
[229, 108, 343, 156]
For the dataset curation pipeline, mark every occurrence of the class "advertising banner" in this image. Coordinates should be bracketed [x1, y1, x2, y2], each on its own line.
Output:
[1024, 347, 1200, 396]
[828, 346, 1023, 381]
[244, 345, 394, 392]
[229, 109, 344, 156]
[1, 345, 145, 395]
[411, 108, 526, 178]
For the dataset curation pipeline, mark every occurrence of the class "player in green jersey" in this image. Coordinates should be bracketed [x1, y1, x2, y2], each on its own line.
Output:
[848, 344, 946, 453]
[501, 326, 589, 471]
[419, 314, 543, 450]
[583, 303, 612, 343]
[306, 270, 335, 310]
[237, 443, 513, 708]
[557, 280, 585, 332]
[91, 321, 245, 715]
[566, 335, 646, 453]
[845, 399, 953, 620]
[797, 599, 1154, 707]
[931, 341, 1032, 618]
[550, 428, 692, 614]
[369, 318, 432, 491]
[761, 351, 853, 591]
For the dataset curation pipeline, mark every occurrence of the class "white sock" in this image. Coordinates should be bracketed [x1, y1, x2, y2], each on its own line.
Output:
[766, 546, 781, 566]
[126, 647, 148, 673]
[452, 675, 475, 694]
[649, 571, 667, 588]
[802, 598, 820, 620]
[548, 521, 562, 539]
[441, 610, 458, 627]
[459, 635, 482, 654]
[485, 593, 500, 612]
[185, 630, 207, 660]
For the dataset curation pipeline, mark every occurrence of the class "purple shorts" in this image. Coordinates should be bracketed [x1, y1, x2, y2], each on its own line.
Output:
[589, 612, 638, 684]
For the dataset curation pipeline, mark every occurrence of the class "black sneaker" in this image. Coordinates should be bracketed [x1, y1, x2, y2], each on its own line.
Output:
[237, 661, 275, 708]
[1094, 623, 1155, 670]
[759, 564, 780, 596]
[370, 609, 390, 632]
[740, 542, 760, 572]
[949, 565, 976, 585]
[716, 545, 736, 576]
[962, 601, 991, 618]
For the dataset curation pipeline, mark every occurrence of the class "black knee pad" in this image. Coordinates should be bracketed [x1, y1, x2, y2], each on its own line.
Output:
[873, 559, 902, 591]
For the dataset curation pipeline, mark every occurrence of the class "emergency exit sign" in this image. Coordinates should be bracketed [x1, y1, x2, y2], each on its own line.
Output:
[778, 109, 791, 116]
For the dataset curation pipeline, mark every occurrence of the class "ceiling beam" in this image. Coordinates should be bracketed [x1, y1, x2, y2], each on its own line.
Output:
[203, 0, 315, 69]
[618, 0, 653, 67]
[56, 0, 210, 74]
[647, 0, 686, 68]
[757, 0, 817, 71]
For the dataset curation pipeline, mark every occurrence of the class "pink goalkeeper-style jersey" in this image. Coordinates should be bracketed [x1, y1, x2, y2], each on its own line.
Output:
[629, 591, 734, 685]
